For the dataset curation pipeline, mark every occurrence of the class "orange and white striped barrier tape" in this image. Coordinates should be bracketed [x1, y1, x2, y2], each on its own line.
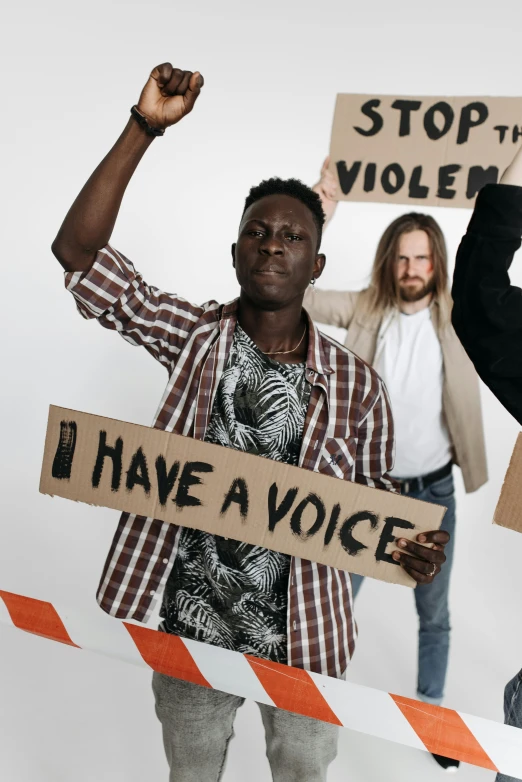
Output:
[1, 588, 521, 777]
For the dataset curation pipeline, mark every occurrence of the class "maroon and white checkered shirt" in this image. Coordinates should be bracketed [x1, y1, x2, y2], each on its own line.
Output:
[65, 244, 396, 678]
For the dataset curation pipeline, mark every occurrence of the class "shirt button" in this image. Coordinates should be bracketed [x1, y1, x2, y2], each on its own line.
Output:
[163, 558, 169, 564]
[293, 621, 297, 631]
[150, 590, 156, 596]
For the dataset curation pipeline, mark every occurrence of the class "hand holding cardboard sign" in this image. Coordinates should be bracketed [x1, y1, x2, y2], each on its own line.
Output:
[137, 63, 204, 130]
[316, 157, 338, 200]
[312, 156, 339, 225]
[393, 530, 449, 584]
[40, 406, 447, 588]
[500, 138, 522, 186]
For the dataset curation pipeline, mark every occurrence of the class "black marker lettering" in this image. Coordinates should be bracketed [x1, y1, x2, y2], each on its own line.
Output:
[513, 126, 522, 144]
[338, 511, 378, 556]
[363, 163, 376, 192]
[375, 516, 415, 565]
[52, 420, 77, 480]
[268, 484, 298, 532]
[290, 493, 326, 539]
[391, 99, 422, 136]
[437, 164, 461, 200]
[466, 165, 499, 199]
[175, 461, 213, 509]
[381, 163, 405, 195]
[324, 503, 341, 546]
[155, 456, 180, 506]
[494, 125, 509, 143]
[408, 166, 429, 199]
[423, 101, 454, 141]
[92, 431, 123, 491]
[336, 161, 362, 195]
[354, 99, 383, 136]
[221, 477, 249, 520]
[457, 102, 488, 145]
[125, 447, 151, 495]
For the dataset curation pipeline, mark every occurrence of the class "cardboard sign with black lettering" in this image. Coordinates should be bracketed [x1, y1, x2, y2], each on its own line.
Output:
[39, 406, 445, 587]
[329, 94, 522, 208]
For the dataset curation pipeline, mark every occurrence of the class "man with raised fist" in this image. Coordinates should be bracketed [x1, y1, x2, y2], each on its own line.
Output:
[52, 63, 449, 781]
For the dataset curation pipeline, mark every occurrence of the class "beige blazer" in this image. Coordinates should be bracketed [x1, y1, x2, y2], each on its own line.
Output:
[304, 287, 488, 493]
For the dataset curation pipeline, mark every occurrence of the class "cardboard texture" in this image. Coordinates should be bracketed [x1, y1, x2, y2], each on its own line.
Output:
[330, 94, 522, 208]
[493, 433, 522, 533]
[40, 406, 445, 587]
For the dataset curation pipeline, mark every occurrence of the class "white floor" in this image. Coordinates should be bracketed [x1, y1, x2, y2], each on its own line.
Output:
[0, 624, 495, 782]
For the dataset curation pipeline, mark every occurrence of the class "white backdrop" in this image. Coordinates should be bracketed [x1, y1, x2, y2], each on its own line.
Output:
[2, 1, 522, 780]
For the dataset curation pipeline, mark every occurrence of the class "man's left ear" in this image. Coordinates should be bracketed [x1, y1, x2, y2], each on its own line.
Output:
[231, 243, 236, 268]
[312, 253, 326, 283]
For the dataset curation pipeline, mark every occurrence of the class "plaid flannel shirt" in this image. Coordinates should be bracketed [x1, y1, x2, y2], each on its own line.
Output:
[65, 244, 396, 678]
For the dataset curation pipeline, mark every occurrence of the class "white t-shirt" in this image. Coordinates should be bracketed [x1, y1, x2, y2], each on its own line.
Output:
[374, 307, 453, 479]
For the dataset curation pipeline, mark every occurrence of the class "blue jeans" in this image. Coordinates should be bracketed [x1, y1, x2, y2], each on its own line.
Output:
[496, 669, 522, 782]
[351, 471, 456, 705]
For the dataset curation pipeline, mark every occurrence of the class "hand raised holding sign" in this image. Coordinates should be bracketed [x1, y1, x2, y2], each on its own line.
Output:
[393, 530, 450, 584]
[136, 63, 204, 131]
[312, 156, 339, 225]
[316, 157, 338, 200]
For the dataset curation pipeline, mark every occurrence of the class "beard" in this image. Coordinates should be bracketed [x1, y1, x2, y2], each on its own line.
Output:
[398, 276, 436, 303]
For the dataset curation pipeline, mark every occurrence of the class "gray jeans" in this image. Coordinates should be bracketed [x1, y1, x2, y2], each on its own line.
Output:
[152, 671, 339, 781]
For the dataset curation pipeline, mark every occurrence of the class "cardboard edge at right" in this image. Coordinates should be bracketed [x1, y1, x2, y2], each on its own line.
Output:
[493, 433, 522, 533]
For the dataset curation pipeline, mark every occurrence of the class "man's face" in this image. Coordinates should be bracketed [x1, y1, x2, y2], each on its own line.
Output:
[395, 229, 435, 303]
[232, 194, 325, 310]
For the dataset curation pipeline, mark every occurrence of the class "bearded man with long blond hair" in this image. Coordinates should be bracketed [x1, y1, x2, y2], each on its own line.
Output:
[305, 159, 488, 774]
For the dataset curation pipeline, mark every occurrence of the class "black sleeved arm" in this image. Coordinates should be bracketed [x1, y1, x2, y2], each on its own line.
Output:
[451, 184, 522, 425]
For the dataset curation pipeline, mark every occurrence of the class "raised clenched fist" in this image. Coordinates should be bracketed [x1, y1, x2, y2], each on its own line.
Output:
[136, 63, 204, 131]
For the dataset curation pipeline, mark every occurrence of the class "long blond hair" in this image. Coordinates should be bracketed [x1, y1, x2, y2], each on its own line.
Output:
[367, 213, 452, 323]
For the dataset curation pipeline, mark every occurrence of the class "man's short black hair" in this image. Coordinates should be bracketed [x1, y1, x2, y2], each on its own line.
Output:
[242, 177, 326, 249]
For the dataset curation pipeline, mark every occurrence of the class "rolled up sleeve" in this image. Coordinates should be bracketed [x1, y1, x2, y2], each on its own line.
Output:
[65, 245, 140, 318]
[65, 244, 208, 371]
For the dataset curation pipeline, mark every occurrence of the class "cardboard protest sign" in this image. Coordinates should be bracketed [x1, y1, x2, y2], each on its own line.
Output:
[40, 405, 445, 586]
[493, 433, 522, 533]
[329, 94, 522, 208]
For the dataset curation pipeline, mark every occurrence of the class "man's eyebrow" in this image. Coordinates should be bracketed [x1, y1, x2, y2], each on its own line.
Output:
[242, 217, 267, 226]
[242, 217, 310, 231]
